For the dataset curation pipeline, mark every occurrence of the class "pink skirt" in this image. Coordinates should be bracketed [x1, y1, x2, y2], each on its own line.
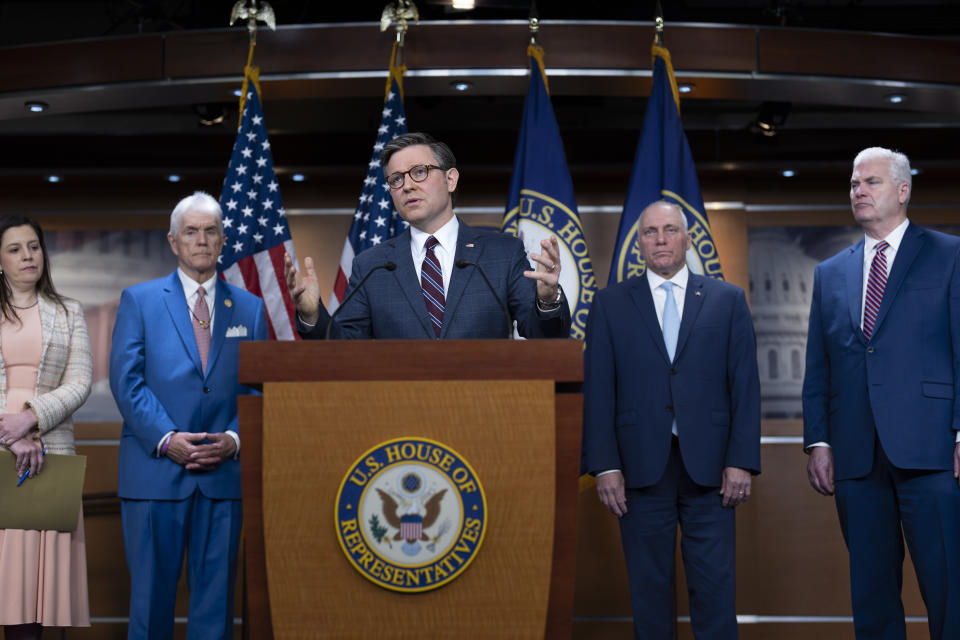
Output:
[0, 510, 90, 627]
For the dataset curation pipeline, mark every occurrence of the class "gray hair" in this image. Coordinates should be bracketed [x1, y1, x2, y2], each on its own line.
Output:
[853, 147, 913, 193]
[380, 132, 457, 171]
[169, 191, 223, 237]
[640, 200, 689, 232]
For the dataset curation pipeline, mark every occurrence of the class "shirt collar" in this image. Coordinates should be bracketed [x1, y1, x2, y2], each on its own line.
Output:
[864, 217, 909, 255]
[647, 265, 689, 292]
[410, 215, 459, 254]
[177, 268, 217, 301]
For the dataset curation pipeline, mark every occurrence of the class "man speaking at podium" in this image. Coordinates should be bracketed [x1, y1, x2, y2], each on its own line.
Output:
[284, 132, 571, 339]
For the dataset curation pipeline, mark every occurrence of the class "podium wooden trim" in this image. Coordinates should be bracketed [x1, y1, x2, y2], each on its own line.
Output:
[238, 340, 583, 639]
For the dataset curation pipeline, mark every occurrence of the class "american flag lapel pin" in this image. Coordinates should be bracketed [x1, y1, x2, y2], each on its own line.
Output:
[225, 299, 233, 307]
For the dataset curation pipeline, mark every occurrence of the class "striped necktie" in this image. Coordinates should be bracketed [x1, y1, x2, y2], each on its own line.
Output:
[192, 287, 211, 372]
[862, 240, 889, 340]
[421, 236, 445, 338]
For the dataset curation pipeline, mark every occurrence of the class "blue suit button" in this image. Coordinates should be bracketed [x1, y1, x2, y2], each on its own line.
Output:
[866, 347, 875, 354]
[666, 405, 674, 413]
[670, 368, 678, 375]
[203, 387, 211, 393]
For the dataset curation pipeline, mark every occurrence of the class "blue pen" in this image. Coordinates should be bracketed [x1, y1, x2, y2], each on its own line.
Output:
[16, 447, 46, 487]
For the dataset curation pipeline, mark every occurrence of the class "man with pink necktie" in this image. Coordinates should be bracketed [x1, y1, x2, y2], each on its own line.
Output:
[803, 147, 960, 640]
[110, 192, 267, 639]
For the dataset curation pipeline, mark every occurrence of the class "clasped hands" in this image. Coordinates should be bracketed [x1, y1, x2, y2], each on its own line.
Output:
[0, 410, 43, 479]
[165, 432, 236, 472]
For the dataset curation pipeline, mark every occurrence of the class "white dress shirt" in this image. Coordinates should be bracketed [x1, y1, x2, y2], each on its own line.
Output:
[597, 266, 690, 476]
[409, 216, 458, 294]
[860, 217, 909, 330]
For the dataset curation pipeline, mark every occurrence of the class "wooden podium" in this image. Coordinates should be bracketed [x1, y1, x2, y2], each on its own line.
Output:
[238, 340, 583, 639]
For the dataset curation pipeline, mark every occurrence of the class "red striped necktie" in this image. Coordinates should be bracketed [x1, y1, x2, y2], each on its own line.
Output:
[862, 240, 889, 340]
[421, 236, 445, 338]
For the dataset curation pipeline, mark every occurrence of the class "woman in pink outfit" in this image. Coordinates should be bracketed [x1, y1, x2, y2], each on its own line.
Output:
[0, 216, 93, 640]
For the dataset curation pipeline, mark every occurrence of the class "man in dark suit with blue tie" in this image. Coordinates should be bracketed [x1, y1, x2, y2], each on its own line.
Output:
[582, 201, 761, 639]
[110, 192, 268, 639]
[803, 147, 960, 640]
[284, 132, 571, 339]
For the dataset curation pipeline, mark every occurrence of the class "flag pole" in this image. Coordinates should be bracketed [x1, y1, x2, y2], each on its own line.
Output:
[229, 0, 277, 120]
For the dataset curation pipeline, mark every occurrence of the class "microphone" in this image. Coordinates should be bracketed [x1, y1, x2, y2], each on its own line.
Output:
[325, 261, 396, 339]
[455, 259, 513, 339]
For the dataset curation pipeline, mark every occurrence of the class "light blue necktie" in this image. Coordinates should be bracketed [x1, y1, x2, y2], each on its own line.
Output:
[661, 281, 679, 361]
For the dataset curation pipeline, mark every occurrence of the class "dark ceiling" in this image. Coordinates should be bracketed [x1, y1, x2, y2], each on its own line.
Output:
[2, 0, 959, 44]
[0, 1, 958, 208]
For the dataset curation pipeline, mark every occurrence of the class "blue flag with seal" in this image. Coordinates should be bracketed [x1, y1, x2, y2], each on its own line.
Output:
[502, 44, 597, 340]
[609, 43, 723, 284]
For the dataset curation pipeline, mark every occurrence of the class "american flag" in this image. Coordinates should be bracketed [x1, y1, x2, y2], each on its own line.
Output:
[328, 70, 408, 312]
[217, 78, 298, 340]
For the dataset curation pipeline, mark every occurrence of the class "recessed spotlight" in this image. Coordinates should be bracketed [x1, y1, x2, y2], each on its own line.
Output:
[233, 89, 242, 97]
[910, 168, 920, 176]
[291, 173, 306, 182]
[885, 94, 905, 104]
[677, 83, 695, 94]
[452, 0, 475, 9]
[167, 174, 181, 183]
[781, 169, 795, 178]
[451, 81, 473, 92]
[47, 175, 61, 183]
[25, 101, 49, 113]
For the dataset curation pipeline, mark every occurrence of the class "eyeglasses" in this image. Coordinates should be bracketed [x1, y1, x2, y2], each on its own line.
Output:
[385, 164, 443, 190]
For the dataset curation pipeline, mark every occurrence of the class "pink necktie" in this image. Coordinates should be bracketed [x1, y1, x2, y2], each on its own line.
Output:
[862, 240, 889, 340]
[192, 287, 211, 372]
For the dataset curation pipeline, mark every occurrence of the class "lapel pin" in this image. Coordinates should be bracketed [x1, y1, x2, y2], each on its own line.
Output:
[695, 291, 701, 296]
[465, 243, 475, 248]
[225, 299, 233, 307]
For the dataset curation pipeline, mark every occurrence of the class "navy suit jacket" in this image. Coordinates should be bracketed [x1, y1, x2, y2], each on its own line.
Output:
[802, 222, 960, 480]
[110, 271, 268, 500]
[302, 221, 571, 339]
[582, 273, 761, 488]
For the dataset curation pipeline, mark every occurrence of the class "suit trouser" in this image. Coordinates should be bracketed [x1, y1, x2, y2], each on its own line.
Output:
[835, 436, 960, 640]
[618, 438, 739, 640]
[121, 490, 242, 640]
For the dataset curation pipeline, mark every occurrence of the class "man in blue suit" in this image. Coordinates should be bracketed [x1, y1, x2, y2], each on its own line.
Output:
[803, 147, 960, 640]
[582, 201, 761, 639]
[284, 132, 571, 339]
[110, 191, 268, 640]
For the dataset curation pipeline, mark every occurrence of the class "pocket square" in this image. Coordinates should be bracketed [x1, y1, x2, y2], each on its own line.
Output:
[225, 325, 248, 338]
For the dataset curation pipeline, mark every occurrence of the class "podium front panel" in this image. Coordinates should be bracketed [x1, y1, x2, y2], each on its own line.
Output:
[261, 379, 556, 639]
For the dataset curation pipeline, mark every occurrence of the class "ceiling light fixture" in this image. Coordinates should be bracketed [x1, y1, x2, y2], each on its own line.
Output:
[677, 83, 695, 94]
[292, 173, 306, 182]
[47, 175, 61, 183]
[781, 169, 795, 178]
[167, 174, 181, 183]
[451, 81, 473, 92]
[885, 94, 905, 104]
[452, 0, 476, 9]
[750, 101, 791, 138]
[25, 101, 49, 113]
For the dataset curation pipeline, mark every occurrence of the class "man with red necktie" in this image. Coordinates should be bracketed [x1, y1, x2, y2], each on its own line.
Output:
[803, 147, 960, 640]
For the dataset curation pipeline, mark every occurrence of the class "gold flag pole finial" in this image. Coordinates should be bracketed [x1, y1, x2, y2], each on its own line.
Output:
[380, 1, 419, 66]
[229, 0, 277, 123]
[654, 1, 664, 46]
